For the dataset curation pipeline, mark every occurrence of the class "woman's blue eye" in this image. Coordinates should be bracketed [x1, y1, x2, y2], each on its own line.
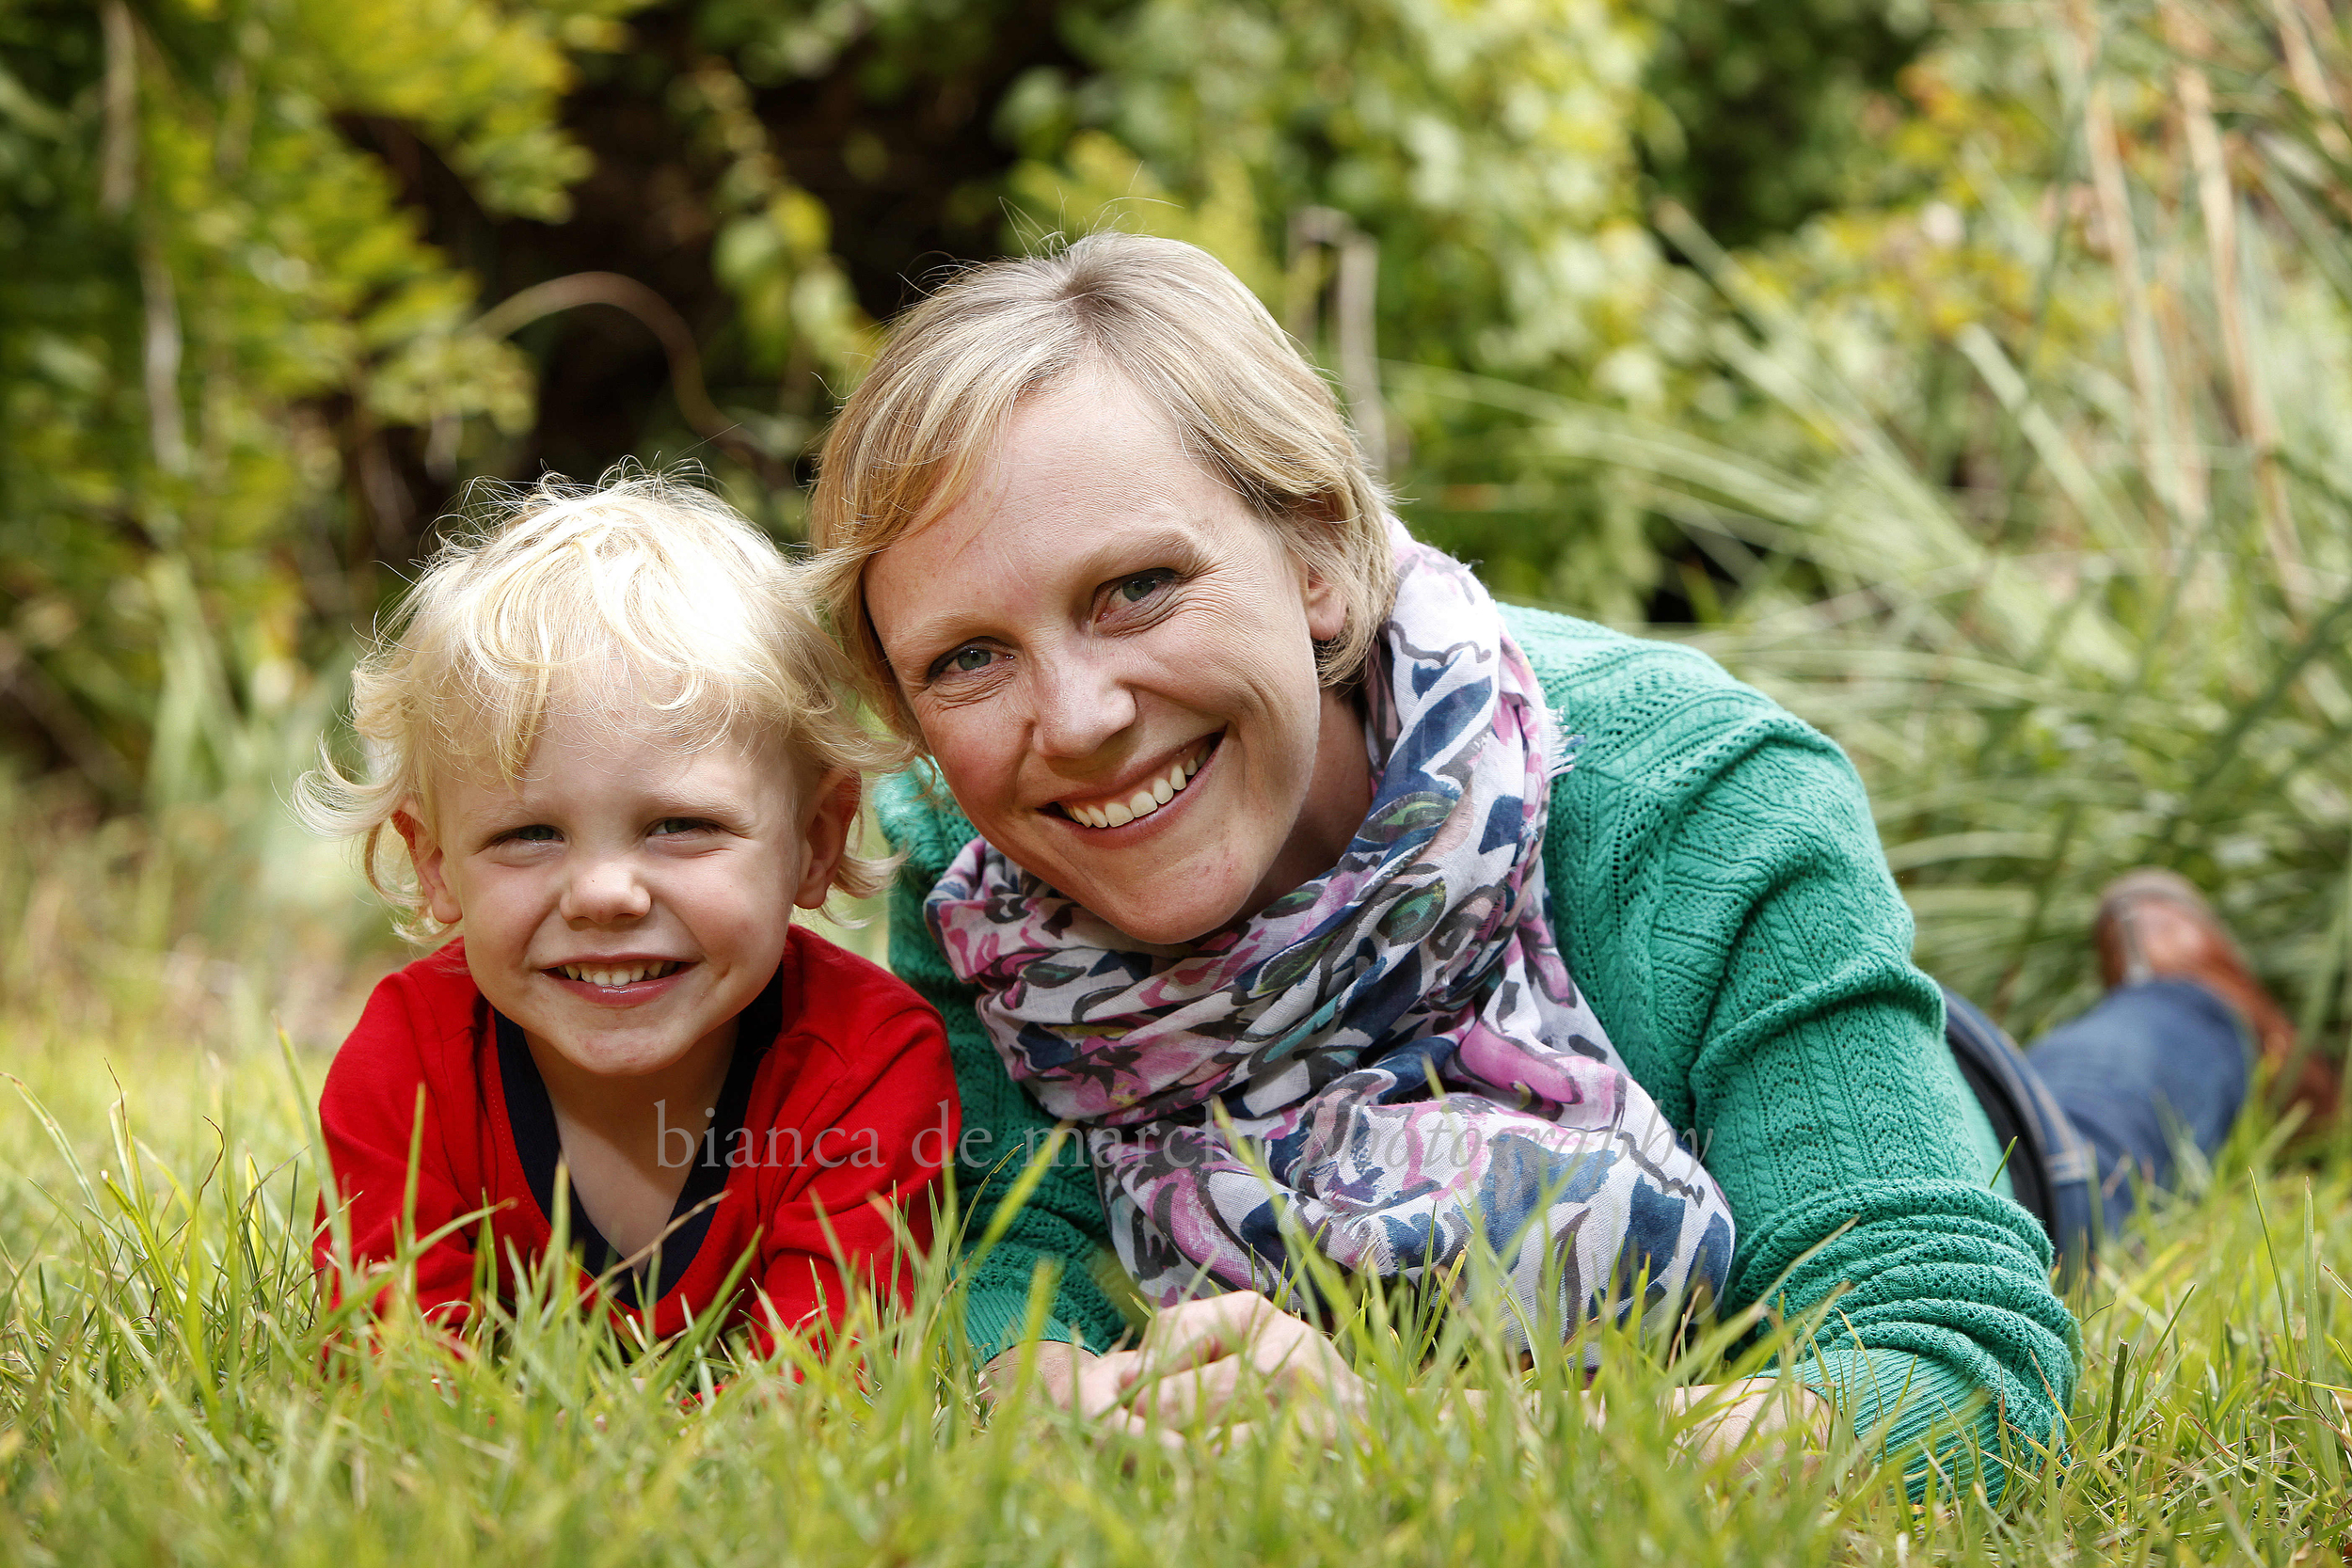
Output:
[947, 647, 993, 674]
[1118, 573, 1169, 604]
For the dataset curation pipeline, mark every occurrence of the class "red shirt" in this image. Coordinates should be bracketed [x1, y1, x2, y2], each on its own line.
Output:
[315, 925, 957, 1354]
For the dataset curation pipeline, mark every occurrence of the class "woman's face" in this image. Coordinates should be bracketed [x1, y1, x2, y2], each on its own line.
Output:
[864, 365, 1371, 945]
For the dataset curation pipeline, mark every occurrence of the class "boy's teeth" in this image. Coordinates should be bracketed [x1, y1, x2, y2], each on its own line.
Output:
[560, 960, 679, 986]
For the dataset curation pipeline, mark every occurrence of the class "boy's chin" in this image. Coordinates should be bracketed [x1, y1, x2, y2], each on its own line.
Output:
[499, 990, 726, 1081]
[520, 1020, 726, 1083]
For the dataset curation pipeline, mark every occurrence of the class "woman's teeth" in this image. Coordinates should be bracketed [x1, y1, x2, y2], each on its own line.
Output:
[556, 960, 683, 987]
[1068, 749, 1204, 830]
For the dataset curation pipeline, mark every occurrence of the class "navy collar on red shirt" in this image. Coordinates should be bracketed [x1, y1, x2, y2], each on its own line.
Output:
[493, 963, 780, 1307]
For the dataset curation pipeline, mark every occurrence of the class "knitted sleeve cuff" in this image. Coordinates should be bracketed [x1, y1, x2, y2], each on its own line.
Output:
[961, 1302, 1083, 1370]
[957, 1257, 1129, 1368]
[1788, 1346, 2024, 1503]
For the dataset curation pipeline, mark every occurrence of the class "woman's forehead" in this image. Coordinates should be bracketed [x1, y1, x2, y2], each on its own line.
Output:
[980, 364, 1197, 494]
[886, 379, 1244, 569]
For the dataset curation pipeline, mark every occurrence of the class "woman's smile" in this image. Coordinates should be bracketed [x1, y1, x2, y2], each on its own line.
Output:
[1051, 733, 1217, 830]
[863, 363, 1372, 946]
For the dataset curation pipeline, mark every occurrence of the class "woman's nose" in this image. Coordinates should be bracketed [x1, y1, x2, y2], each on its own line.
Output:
[1030, 647, 1138, 760]
[560, 852, 653, 925]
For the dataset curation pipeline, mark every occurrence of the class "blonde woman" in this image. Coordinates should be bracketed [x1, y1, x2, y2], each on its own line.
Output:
[811, 232, 2308, 1495]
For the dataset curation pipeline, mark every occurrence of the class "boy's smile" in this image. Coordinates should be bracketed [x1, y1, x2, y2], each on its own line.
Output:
[401, 709, 855, 1095]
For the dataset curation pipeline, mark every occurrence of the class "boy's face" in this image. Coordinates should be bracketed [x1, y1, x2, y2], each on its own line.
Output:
[402, 713, 855, 1086]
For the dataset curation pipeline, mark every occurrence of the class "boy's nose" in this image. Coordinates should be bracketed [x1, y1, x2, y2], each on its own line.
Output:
[561, 854, 653, 924]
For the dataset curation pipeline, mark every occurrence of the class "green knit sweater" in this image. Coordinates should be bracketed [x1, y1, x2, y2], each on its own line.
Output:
[875, 603, 2079, 1497]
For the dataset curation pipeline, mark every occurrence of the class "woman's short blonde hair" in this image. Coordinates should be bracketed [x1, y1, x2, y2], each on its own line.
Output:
[297, 468, 899, 940]
[807, 231, 1396, 736]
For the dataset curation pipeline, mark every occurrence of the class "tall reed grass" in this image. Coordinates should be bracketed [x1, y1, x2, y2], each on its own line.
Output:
[1397, 0, 2352, 1082]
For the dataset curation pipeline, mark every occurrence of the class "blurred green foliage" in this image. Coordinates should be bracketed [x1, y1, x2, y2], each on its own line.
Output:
[0, 0, 1930, 824]
[1515, 1, 2352, 1051]
[0, 0, 617, 811]
[1641, 0, 1932, 246]
[13, 0, 2352, 1080]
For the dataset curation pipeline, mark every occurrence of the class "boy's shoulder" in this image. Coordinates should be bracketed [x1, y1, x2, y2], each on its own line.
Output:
[779, 924, 937, 1056]
[328, 942, 485, 1075]
[765, 927, 953, 1130]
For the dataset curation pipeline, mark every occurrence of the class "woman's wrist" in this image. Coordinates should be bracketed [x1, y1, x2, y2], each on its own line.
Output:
[978, 1340, 1095, 1408]
[1670, 1376, 1836, 1472]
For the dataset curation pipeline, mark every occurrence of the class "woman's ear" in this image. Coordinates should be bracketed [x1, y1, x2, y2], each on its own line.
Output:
[793, 768, 864, 910]
[394, 806, 463, 927]
[1288, 496, 1352, 643]
[1302, 568, 1349, 643]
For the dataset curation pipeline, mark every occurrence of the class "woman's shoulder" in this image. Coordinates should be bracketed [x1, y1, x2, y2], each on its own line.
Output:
[872, 765, 978, 890]
[1500, 602, 1838, 794]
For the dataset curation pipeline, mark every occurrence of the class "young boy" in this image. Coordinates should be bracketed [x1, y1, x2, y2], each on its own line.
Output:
[300, 472, 956, 1354]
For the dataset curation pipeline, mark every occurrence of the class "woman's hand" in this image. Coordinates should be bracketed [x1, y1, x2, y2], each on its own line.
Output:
[1665, 1377, 1836, 1475]
[978, 1305, 1830, 1477]
[977, 1292, 1367, 1445]
[1100, 1291, 1367, 1443]
[977, 1339, 1135, 1418]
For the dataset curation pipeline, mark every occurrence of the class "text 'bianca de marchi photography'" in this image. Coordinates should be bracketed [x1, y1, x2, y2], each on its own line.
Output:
[651, 1100, 1707, 1173]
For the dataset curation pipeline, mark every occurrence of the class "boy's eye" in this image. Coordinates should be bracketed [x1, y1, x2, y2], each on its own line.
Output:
[650, 817, 715, 837]
[500, 824, 561, 844]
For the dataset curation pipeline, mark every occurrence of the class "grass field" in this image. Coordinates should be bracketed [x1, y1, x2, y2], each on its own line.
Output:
[0, 876, 2347, 1568]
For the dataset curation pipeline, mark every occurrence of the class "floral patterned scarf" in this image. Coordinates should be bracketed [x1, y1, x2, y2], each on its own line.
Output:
[928, 523, 1734, 1343]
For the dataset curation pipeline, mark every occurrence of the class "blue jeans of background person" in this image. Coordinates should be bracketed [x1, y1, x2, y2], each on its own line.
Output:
[1945, 981, 2250, 1271]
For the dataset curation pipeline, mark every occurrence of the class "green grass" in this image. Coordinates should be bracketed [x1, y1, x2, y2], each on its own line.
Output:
[1, 930, 2349, 1566]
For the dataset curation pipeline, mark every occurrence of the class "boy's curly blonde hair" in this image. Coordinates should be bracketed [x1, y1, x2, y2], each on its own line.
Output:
[296, 468, 901, 942]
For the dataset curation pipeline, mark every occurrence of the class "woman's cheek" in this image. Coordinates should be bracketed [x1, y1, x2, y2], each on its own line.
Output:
[926, 718, 1010, 813]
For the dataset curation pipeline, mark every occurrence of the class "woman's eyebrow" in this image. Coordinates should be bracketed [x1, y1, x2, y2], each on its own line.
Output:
[1044, 522, 1214, 609]
[885, 522, 1205, 656]
[1075, 522, 1207, 578]
[882, 603, 995, 668]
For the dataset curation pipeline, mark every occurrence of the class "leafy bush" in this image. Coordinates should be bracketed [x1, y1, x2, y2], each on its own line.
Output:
[1602, 1, 2352, 1058]
[0, 0, 594, 808]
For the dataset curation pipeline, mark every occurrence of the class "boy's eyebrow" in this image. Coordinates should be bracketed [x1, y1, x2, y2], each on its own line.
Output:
[449, 781, 763, 844]
[640, 789, 755, 820]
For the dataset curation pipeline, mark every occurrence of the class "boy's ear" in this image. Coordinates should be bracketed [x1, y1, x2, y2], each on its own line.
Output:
[793, 768, 862, 911]
[394, 805, 464, 927]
